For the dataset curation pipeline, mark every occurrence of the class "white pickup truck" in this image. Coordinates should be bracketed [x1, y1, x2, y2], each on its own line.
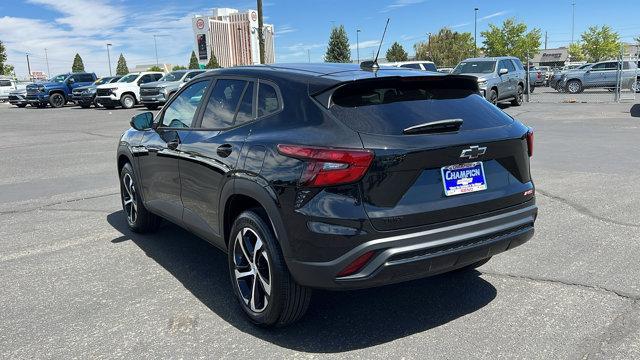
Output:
[95, 72, 163, 109]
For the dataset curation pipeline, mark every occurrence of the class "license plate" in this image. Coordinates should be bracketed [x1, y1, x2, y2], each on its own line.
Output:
[441, 162, 487, 196]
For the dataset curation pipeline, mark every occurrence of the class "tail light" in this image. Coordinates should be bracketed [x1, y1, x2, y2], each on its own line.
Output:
[537, 71, 542, 79]
[277, 144, 373, 187]
[336, 251, 375, 277]
[526, 129, 534, 157]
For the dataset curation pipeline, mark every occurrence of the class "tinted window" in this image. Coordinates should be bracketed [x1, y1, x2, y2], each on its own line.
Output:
[118, 74, 138, 83]
[138, 74, 158, 84]
[185, 71, 204, 80]
[452, 61, 496, 74]
[422, 63, 437, 72]
[235, 82, 254, 125]
[161, 80, 209, 128]
[0, 80, 11, 87]
[498, 60, 513, 72]
[513, 59, 524, 70]
[202, 79, 247, 128]
[505, 60, 517, 72]
[329, 79, 512, 136]
[153, 74, 163, 81]
[400, 63, 422, 70]
[73, 74, 94, 82]
[592, 62, 616, 70]
[257, 82, 280, 117]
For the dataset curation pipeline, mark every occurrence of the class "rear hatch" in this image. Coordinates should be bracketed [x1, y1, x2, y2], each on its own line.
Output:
[326, 75, 533, 231]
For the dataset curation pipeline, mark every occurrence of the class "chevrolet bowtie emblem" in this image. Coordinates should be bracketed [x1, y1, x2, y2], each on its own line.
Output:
[460, 145, 487, 159]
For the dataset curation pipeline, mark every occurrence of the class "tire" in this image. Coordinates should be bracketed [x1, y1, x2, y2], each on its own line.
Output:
[120, 94, 135, 109]
[529, 85, 535, 93]
[119, 163, 161, 233]
[16, 104, 27, 108]
[510, 85, 524, 106]
[566, 79, 583, 94]
[488, 89, 498, 105]
[228, 209, 311, 327]
[145, 104, 158, 110]
[49, 93, 65, 108]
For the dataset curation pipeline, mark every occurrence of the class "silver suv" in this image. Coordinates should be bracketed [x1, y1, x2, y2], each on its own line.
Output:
[452, 56, 527, 106]
[558, 60, 638, 94]
[140, 70, 205, 110]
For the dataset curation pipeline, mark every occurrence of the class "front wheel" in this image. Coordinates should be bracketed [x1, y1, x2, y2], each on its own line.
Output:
[120, 163, 160, 233]
[488, 89, 498, 105]
[49, 93, 65, 108]
[566, 80, 583, 94]
[228, 209, 311, 327]
[511, 85, 524, 106]
[120, 94, 135, 109]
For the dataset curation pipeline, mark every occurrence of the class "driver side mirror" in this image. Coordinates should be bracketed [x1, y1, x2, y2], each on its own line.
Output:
[130, 112, 154, 130]
[499, 68, 509, 76]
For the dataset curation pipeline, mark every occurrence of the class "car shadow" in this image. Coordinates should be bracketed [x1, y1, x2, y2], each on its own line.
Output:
[631, 104, 640, 118]
[106, 211, 497, 353]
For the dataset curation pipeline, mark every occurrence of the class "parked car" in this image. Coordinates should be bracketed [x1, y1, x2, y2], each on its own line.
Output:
[524, 65, 543, 92]
[0, 77, 17, 102]
[25, 72, 97, 108]
[437, 67, 454, 74]
[72, 76, 121, 108]
[385, 60, 438, 72]
[117, 63, 537, 326]
[557, 60, 638, 94]
[8, 88, 29, 107]
[95, 72, 163, 109]
[537, 66, 552, 85]
[452, 56, 527, 106]
[140, 69, 205, 110]
[549, 63, 592, 91]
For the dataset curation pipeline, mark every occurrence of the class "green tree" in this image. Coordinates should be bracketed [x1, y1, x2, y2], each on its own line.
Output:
[206, 51, 220, 69]
[324, 25, 351, 63]
[188, 51, 200, 69]
[3, 64, 14, 76]
[415, 28, 475, 67]
[567, 42, 585, 62]
[481, 18, 541, 61]
[148, 65, 163, 72]
[0, 40, 7, 75]
[386, 42, 408, 62]
[72, 53, 85, 72]
[172, 65, 187, 70]
[116, 53, 129, 75]
[580, 25, 621, 62]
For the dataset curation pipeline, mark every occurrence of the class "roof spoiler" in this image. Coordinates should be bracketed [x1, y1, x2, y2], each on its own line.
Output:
[312, 74, 479, 109]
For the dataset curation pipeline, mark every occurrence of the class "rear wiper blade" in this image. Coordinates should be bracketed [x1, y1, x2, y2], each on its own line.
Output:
[403, 118, 463, 135]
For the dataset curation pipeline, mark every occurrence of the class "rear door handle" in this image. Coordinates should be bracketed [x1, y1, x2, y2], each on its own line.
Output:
[217, 144, 233, 158]
[167, 139, 180, 150]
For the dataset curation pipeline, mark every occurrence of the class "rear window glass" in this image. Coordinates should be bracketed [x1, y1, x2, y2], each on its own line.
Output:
[329, 78, 513, 135]
[422, 63, 437, 72]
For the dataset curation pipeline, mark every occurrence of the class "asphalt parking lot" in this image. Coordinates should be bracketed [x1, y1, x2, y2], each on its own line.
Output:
[1, 100, 639, 359]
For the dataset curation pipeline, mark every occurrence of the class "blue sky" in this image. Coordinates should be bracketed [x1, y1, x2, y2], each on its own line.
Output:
[1, 0, 639, 77]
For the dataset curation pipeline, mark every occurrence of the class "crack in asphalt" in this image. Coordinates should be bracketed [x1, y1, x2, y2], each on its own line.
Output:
[536, 188, 640, 228]
[481, 271, 640, 301]
[0, 192, 119, 215]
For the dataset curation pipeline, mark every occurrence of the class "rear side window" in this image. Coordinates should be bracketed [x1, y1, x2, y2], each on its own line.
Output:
[202, 79, 247, 128]
[512, 59, 524, 70]
[257, 82, 280, 117]
[504, 60, 516, 72]
[422, 63, 437, 72]
[329, 78, 513, 135]
[74, 74, 94, 82]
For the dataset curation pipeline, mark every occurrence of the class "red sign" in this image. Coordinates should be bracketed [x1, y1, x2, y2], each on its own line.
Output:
[251, 12, 257, 21]
[196, 18, 205, 29]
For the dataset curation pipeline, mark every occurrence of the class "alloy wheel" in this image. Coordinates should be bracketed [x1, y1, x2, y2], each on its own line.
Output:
[232, 227, 272, 313]
[123, 96, 134, 108]
[121, 173, 137, 224]
[568, 82, 580, 94]
[51, 94, 64, 108]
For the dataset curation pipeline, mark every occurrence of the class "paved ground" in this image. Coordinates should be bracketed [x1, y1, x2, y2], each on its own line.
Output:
[1, 100, 639, 359]
[528, 85, 638, 103]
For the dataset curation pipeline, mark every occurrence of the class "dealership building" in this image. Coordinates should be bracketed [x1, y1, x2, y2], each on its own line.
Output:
[192, 8, 275, 68]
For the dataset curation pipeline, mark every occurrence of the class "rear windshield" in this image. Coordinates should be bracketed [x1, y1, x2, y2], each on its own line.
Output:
[329, 78, 513, 135]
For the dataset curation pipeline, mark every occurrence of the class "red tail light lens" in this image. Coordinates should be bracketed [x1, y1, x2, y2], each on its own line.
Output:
[526, 129, 534, 157]
[277, 144, 374, 187]
[336, 251, 375, 277]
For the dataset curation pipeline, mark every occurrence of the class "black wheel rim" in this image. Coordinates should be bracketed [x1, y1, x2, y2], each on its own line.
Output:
[233, 227, 272, 313]
[52, 95, 63, 107]
[121, 173, 137, 225]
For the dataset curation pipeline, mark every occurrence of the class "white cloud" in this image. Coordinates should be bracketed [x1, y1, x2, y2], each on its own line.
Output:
[380, 0, 425, 13]
[350, 40, 382, 50]
[27, 0, 125, 35]
[277, 24, 297, 35]
[478, 10, 509, 22]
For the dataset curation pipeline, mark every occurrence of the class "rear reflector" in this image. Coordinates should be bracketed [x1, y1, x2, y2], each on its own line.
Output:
[526, 129, 534, 157]
[336, 251, 375, 277]
[277, 144, 373, 187]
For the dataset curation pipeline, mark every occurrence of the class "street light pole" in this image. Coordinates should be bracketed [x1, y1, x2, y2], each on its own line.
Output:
[570, 2, 576, 45]
[356, 29, 361, 63]
[26, 54, 32, 81]
[307, 49, 310, 63]
[106, 43, 112, 76]
[44, 48, 51, 78]
[257, 0, 265, 64]
[153, 35, 159, 67]
[474, 7, 479, 57]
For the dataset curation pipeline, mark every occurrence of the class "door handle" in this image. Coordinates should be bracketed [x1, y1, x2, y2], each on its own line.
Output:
[167, 139, 180, 150]
[217, 144, 233, 158]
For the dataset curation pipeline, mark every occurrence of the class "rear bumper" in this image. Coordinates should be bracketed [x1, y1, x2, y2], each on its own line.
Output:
[287, 203, 537, 290]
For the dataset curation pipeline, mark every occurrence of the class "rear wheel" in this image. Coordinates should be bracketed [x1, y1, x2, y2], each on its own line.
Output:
[566, 79, 583, 94]
[511, 85, 524, 106]
[49, 93, 65, 108]
[228, 209, 311, 327]
[121, 94, 135, 109]
[488, 89, 498, 105]
[119, 163, 160, 233]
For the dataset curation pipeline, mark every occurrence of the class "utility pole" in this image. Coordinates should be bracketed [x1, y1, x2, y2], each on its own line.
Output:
[106, 43, 112, 76]
[571, 2, 575, 45]
[544, 31, 548, 50]
[427, 32, 432, 59]
[152, 35, 169, 69]
[307, 49, 310, 63]
[356, 29, 361, 63]
[474, 7, 479, 57]
[44, 48, 51, 78]
[257, 0, 265, 64]
[26, 54, 32, 81]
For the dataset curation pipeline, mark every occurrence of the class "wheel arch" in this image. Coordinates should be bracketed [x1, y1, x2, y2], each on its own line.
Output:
[121, 91, 138, 103]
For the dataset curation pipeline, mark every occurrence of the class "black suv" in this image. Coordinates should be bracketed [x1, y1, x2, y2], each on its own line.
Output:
[117, 64, 537, 326]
